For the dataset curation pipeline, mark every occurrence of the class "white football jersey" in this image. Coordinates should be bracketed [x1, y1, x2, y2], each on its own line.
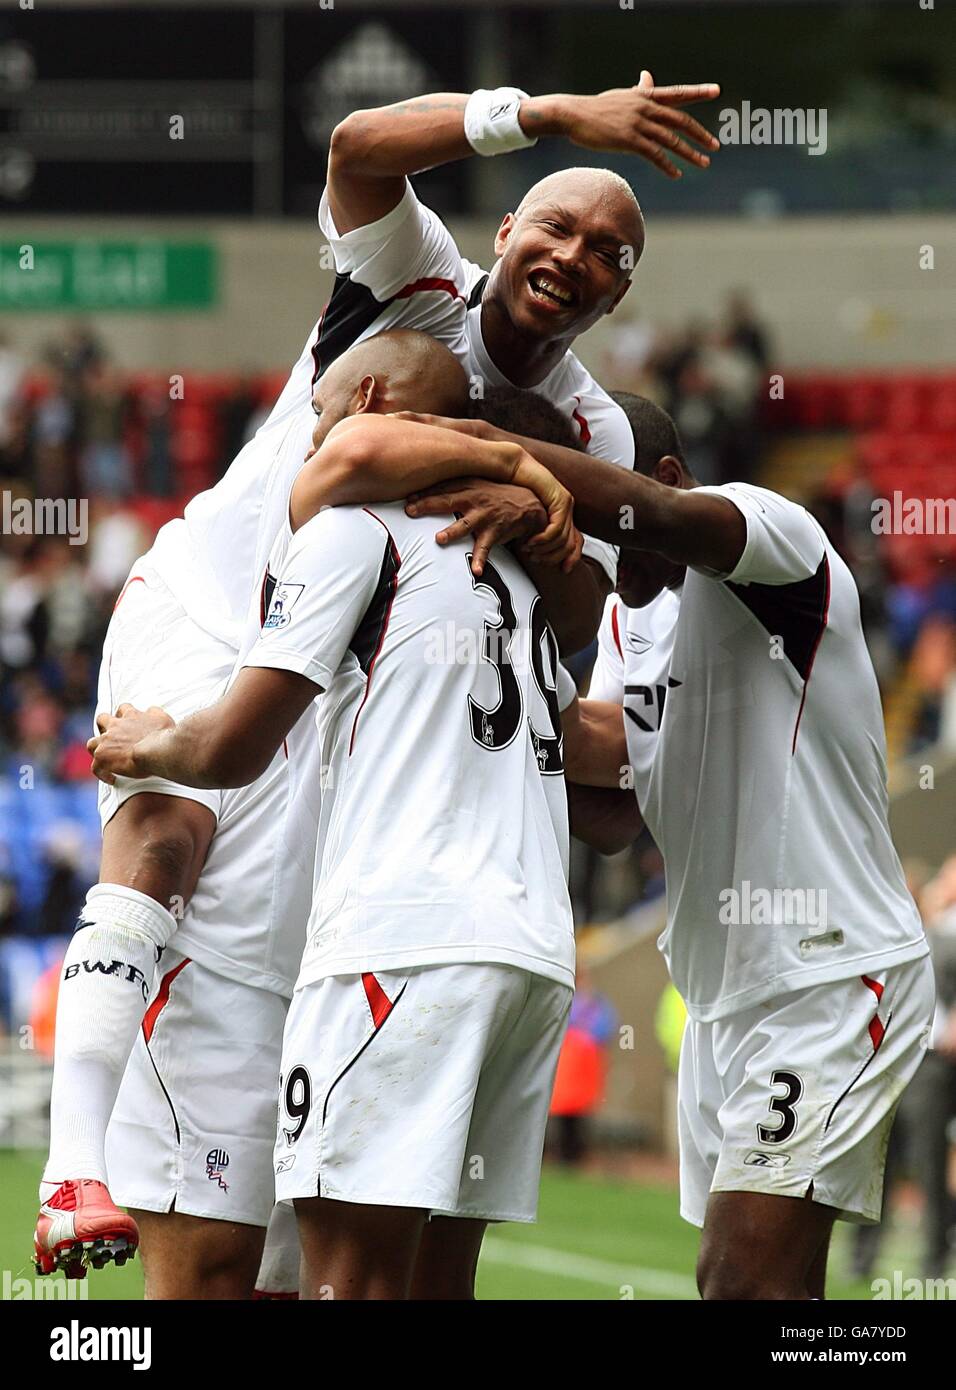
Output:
[589, 588, 681, 795]
[243, 504, 576, 990]
[317, 182, 634, 585]
[594, 483, 927, 1022]
[141, 178, 633, 652]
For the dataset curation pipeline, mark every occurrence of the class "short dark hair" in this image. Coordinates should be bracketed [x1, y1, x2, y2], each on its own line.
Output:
[471, 385, 585, 452]
[610, 390, 685, 477]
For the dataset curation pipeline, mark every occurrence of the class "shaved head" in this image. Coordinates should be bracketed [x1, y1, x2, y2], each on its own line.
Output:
[516, 167, 645, 251]
[320, 329, 468, 418]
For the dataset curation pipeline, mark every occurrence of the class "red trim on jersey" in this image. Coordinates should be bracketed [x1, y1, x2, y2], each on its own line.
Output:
[348, 509, 402, 756]
[393, 276, 465, 304]
[142, 958, 191, 1044]
[112, 574, 146, 612]
[862, 974, 886, 1052]
[611, 602, 623, 659]
[790, 554, 831, 755]
[362, 972, 395, 1030]
[572, 398, 592, 449]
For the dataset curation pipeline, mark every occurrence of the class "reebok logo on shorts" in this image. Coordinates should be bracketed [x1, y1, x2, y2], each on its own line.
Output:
[744, 1150, 792, 1167]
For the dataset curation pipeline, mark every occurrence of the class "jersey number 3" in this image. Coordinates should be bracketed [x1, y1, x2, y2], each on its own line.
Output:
[757, 1069, 803, 1145]
[466, 555, 564, 775]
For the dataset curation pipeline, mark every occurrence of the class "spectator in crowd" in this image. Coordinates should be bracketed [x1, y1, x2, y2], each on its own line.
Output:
[549, 964, 618, 1166]
[0, 331, 25, 464]
[77, 360, 132, 498]
[724, 289, 771, 372]
[30, 366, 76, 499]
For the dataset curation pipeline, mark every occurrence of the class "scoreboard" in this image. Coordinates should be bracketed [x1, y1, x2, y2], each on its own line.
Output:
[0, 6, 469, 217]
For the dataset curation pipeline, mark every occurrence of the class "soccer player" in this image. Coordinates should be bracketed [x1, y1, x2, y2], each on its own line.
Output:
[314, 70, 721, 645]
[87, 410, 586, 1303]
[393, 392, 933, 1299]
[35, 65, 719, 1277]
[45, 334, 577, 1301]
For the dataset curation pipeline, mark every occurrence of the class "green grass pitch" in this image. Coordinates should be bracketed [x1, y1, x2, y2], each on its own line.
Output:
[0, 1149, 918, 1300]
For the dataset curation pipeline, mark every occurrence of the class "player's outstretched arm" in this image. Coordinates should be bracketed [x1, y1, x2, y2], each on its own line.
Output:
[293, 414, 581, 574]
[328, 72, 721, 231]
[403, 414, 747, 578]
[88, 669, 320, 791]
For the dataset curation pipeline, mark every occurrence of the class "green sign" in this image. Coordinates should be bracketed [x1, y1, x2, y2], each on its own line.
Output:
[0, 241, 217, 311]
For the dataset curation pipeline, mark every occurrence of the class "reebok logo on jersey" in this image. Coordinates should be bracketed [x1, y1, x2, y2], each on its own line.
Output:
[625, 631, 654, 654]
[263, 581, 305, 630]
[276, 1155, 296, 1173]
[744, 1150, 791, 1168]
[63, 960, 149, 1001]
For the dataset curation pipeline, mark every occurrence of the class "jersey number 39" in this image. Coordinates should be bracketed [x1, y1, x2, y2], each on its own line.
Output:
[466, 555, 564, 775]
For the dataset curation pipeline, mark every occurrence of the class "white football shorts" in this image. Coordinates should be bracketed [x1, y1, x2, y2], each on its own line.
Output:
[678, 953, 935, 1226]
[106, 948, 289, 1227]
[274, 962, 573, 1223]
[95, 563, 236, 828]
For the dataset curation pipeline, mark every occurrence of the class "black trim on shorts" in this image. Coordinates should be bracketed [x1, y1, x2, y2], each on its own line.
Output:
[316, 980, 408, 1197]
[143, 1039, 182, 1146]
[823, 1010, 893, 1133]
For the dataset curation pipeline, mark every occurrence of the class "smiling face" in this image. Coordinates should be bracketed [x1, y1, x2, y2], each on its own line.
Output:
[491, 172, 644, 343]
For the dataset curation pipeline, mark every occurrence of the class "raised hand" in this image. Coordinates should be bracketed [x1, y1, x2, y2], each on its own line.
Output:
[557, 70, 721, 179]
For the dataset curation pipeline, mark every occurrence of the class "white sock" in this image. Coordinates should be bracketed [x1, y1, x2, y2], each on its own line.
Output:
[255, 1203, 302, 1296]
[41, 884, 178, 1197]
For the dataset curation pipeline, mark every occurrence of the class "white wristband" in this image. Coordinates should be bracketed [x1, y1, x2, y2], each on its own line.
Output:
[464, 87, 538, 157]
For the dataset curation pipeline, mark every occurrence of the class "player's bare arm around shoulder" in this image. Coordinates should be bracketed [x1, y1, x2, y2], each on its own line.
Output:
[561, 694, 644, 854]
[327, 71, 722, 231]
[291, 413, 582, 575]
[88, 669, 320, 791]
[404, 413, 748, 579]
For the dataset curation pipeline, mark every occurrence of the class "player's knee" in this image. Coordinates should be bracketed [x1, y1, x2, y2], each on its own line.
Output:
[697, 1247, 796, 1301]
[146, 1230, 262, 1299]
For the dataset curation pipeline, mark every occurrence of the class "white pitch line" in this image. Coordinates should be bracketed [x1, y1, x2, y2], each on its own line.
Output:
[479, 1237, 697, 1299]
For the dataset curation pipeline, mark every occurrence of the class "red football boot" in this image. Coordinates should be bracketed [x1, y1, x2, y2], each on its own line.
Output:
[34, 1180, 139, 1277]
